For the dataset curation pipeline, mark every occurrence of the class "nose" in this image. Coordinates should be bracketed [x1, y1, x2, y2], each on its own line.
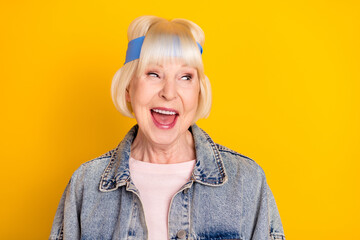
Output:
[159, 78, 177, 101]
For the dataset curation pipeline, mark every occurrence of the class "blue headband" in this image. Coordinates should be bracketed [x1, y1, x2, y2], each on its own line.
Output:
[124, 36, 203, 64]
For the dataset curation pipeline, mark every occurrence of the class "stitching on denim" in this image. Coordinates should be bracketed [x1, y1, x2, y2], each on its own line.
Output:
[199, 129, 227, 185]
[216, 144, 254, 162]
[59, 227, 63, 240]
[57, 222, 64, 240]
[104, 146, 119, 178]
[81, 149, 115, 168]
[96, 150, 114, 159]
[270, 232, 286, 240]
[99, 145, 119, 191]
[49, 222, 64, 240]
[100, 125, 138, 192]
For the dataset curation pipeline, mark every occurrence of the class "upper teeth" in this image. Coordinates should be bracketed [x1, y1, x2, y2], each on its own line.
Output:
[152, 109, 177, 115]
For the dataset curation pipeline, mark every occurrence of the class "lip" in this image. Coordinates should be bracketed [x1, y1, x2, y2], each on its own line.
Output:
[150, 107, 179, 129]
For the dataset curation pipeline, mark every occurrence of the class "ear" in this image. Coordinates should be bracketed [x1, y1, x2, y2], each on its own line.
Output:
[125, 88, 131, 102]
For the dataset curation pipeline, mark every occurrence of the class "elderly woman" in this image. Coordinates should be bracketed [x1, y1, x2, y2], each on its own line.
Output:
[50, 16, 285, 240]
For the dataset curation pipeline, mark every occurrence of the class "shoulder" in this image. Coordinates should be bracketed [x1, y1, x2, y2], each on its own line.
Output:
[78, 148, 114, 171]
[69, 148, 116, 185]
[216, 143, 266, 181]
[216, 143, 285, 239]
[216, 143, 254, 161]
[193, 125, 264, 176]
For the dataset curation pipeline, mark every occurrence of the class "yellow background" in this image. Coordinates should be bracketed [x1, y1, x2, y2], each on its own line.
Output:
[1, 0, 359, 239]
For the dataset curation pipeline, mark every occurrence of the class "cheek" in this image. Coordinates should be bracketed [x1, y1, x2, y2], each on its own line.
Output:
[183, 89, 200, 112]
[130, 82, 155, 105]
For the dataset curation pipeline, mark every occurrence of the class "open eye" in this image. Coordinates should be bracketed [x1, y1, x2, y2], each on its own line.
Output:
[147, 72, 160, 78]
[181, 75, 192, 80]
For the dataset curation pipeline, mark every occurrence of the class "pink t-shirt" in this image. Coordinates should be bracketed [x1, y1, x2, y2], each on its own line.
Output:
[129, 157, 195, 240]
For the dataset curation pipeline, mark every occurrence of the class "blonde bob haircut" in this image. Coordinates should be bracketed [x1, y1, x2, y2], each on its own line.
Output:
[111, 16, 212, 122]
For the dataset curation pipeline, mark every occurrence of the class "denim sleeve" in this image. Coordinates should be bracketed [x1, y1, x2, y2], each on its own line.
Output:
[252, 175, 285, 240]
[49, 169, 83, 240]
[266, 183, 285, 240]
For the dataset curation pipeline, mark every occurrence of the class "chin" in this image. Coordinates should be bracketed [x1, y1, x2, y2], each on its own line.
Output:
[149, 127, 181, 145]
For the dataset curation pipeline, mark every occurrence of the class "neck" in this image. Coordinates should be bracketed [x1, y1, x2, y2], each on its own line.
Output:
[130, 129, 196, 164]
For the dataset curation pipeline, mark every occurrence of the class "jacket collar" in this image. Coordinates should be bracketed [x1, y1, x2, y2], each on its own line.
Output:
[99, 124, 228, 192]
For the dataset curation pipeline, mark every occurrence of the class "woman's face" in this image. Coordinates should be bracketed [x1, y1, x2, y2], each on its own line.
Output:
[126, 59, 200, 146]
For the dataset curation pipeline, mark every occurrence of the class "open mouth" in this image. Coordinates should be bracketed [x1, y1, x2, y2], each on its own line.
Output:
[150, 108, 179, 129]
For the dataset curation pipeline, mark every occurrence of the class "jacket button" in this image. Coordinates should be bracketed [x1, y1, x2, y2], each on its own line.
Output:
[176, 229, 187, 239]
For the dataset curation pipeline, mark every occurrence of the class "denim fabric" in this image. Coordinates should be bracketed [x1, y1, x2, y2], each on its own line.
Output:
[50, 124, 285, 240]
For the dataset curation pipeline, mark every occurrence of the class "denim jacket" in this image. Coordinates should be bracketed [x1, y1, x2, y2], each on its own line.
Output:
[50, 124, 285, 240]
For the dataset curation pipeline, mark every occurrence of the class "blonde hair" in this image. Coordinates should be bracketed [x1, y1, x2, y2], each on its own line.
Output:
[111, 16, 212, 122]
